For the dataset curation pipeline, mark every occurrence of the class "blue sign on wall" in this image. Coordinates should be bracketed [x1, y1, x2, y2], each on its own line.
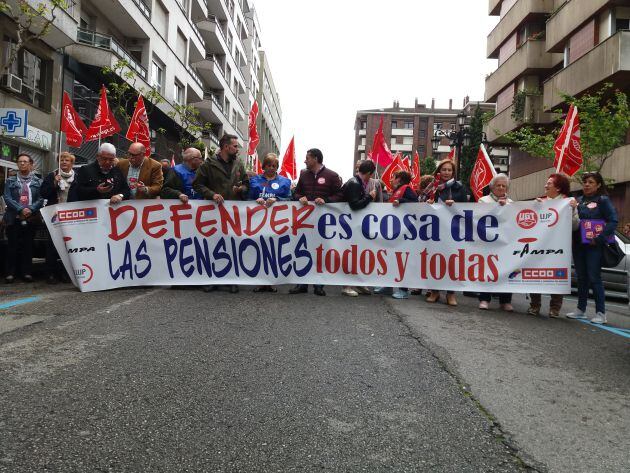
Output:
[0, 108, 28, 137]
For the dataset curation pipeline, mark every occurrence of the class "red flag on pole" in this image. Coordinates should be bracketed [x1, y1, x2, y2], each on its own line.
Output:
[125, 95, 151, 157]
[411, 151, 421, 189]
[381, 153, 405, 191]
[470, 144, 497, 201]
[252, 151, 263, 174]
[446, 147, 455, 161]
[370, 117, 394, 168]
[170, 153, 176, 168]
[279, 136, 297, 179]
[60, 91, 88, 148]
[248, 101, 260, 156]
[554, 104, 582, 176]
[85, 85, 120, 141]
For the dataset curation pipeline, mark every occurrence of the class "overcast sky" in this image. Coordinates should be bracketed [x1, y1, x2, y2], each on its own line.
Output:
[253, 0, 499, 180]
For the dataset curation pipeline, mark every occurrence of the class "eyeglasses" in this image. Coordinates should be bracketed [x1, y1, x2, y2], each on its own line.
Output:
[129, 152, 144, 157]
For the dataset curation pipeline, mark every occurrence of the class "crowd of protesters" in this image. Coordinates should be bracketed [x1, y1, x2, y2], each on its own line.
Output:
[0, 134, 623, 324]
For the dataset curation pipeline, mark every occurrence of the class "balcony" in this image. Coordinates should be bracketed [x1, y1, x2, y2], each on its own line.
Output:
[357, 145, 366, 151]
[72, 28, 147, 80]
[130, 0, 151, 19]
[486, 94, 555, 142]
[359, 129, 366, 136]
[487, 0, 554, 58]
[489, 0, 502, 15]
[391, 128, 414, 136]
[3, 0, 78, 49]
[84, 0, 152, 38]
[196, 91, 226, 124]
[485, 39, 562, 101]
[543, 30, 630, 109]
[546, 0, 611, 52]
[390, 143, 413, 152]
[205, 0, 229, 21]
[186, 65, 204, 102]
[195, 54, 228, 90]
[197, 15, 229, 56]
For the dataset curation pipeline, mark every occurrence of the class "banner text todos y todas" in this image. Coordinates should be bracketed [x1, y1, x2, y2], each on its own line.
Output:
[41, 200, 573, 293]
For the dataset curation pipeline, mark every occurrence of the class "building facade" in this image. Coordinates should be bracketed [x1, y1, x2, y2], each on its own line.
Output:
[484, 0, 630, 223]
[354, 98, 501, 174]
[0, 0, 280, 185]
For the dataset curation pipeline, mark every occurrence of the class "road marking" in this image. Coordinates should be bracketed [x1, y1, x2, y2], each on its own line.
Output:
[577, 319, 630, 340]
[0, 297, 41, 311]
[557, 296, 629, 311]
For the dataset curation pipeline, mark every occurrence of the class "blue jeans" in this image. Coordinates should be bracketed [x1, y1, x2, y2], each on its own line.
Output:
[574, 244, 605, 314]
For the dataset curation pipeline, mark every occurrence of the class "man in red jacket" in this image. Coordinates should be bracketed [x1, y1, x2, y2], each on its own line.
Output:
[290, 148, 344, 296]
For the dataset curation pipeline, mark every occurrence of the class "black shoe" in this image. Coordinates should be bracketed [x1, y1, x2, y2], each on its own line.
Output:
[202, 285, 217, 293]
[5, 275, 15, 284]
[23, 275, 33, 283]
[289, 285, 308, 294]
[47, 275, 58, 285]
[313, 287, 326, 296]
[229, 285, 239, 294]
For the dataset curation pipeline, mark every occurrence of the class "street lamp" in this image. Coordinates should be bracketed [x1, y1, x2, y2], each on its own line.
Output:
[431, 111, 487, 179]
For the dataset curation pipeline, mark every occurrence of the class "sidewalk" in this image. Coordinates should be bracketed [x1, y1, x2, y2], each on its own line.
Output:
[390, 292, 630, 473]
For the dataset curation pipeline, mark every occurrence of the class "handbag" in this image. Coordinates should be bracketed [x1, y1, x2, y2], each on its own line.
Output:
[601, 240, 624, 268]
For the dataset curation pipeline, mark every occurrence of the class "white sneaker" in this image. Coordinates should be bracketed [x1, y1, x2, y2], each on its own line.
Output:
[590, 312, 607, 324]
[342, 286, 358, 297]
[566, 310, 587, 319]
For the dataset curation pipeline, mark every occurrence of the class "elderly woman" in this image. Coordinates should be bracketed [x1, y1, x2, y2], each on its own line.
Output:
[527, 173, 579, 318]
[566, 172, 618, 324]
[477, 174, 514, 311]
[248, 153, 292, 293]
[40, 152, 76, 283]
[426, 159, 468, 306]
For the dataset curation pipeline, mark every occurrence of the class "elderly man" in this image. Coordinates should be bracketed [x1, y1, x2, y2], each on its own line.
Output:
[160, 158, 172, 179]
[161, 147, 203, 203]
[193, 134, 249, 293]
[290, 148, 344, 296]
[3, 153, 44, 283]
[117, 143, 163, 199]
[71, 143, 130, 204]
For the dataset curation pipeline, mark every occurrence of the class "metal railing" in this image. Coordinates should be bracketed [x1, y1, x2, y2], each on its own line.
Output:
[205, 53, 225, 78]
[131, 0, 151, 19]
[203, 91, 223, 112]
[77, 28, 147, 80]
[187, 64, 203, 89]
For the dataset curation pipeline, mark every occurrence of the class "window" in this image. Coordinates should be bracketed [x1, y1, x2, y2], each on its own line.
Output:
[616, 18, 629, 31]
[403, 136, 413, 145]
[173, 80, 184, 105]
[391, 120, 397, 129]
[154, 0, 169, 40]
[360, 137, 366, 145]
[434, 122, 442, 130]
[404, 120, 414, 129]
[2, 39, 49, 109]
[360, 121, 367, 129]
[418, 129, 426, 138]
[418, 145, 425, 154]
[151, 60, 164, 93]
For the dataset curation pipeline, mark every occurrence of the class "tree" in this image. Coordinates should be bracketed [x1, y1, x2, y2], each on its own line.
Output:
[0, 0, 69, 75]
[459, 105, 485, 187]
[420, 156, 437, 175]
[167, 103, 214, 151]
[504, 83, 630, 180]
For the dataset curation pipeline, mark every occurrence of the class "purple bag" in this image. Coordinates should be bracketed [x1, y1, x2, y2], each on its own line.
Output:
[579, 219, 615, 244]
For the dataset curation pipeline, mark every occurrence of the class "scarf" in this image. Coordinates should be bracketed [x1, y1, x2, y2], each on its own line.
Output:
[17, 173, 33, 206]
[58, 169, 75, 191]
[389, 184, 411, 203]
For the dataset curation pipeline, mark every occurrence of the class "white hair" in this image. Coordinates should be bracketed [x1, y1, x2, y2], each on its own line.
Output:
[98, 143, 116, 155]
[489, 173, 509, 190]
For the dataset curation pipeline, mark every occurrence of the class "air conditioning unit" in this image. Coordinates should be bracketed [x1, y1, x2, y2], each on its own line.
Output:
[1, 73, 23, 93]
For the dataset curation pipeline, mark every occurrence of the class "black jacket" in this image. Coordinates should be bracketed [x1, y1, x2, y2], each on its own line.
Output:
[343, 176, 373, 210]
[70, 161, 130, 202]
[435, 180, 468, 203]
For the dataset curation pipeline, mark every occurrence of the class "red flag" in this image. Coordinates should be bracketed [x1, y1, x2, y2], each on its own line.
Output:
[554, 104, 582, 176]
[279, 136, 297, 179]
[370, 117, 393, 168]
[85, 85, 120, 141]
[446, 147, 455, 161]
[411, 151, 421, 189]
[125, 95, 151, 157]
[251, 151, 263, 174]
[170, 153, 176, 168]
[381, 153, 405, 191]
[470, 144, 497, 201]
[60, 91, 88, 148]
[248, 101, 260, 156]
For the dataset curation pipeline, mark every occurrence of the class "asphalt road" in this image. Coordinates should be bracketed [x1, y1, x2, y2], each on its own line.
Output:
[0, 284, 525, 472]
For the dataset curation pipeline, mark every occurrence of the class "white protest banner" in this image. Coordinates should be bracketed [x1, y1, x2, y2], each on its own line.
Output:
[41, 200, 573, 293]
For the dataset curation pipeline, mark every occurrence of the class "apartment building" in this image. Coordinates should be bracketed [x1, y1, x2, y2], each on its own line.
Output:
[0, 0, 280, 183]
[484, 0, 630, 221]
[354, 98, 500, 173]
